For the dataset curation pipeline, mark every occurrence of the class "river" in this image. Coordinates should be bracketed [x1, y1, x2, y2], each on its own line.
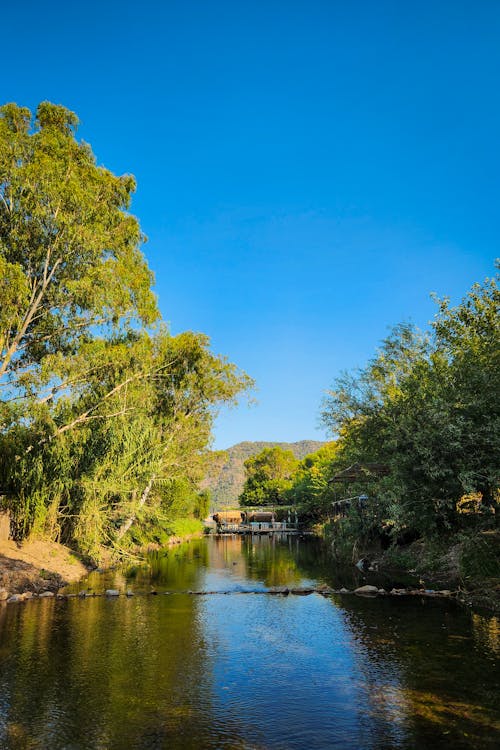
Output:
[0, 535, 498, 749]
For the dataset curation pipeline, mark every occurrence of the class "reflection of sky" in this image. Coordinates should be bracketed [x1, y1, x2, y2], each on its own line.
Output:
[201, 593, 410, 749]
[1, 538, 499, 748]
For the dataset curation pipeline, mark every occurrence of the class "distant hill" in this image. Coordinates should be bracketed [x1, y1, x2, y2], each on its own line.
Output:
[201, 440, 325, 509]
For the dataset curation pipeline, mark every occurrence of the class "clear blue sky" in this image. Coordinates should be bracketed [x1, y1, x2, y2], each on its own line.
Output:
[3, 1, 499, 448]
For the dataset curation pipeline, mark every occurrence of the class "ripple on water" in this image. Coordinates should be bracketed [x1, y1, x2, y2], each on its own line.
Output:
[0, 536, 498, 749]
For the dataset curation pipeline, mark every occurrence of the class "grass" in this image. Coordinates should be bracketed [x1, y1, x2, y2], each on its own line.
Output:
[168, 518, 203, 537]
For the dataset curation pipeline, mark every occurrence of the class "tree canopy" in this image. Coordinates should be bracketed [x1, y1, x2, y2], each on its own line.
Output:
[0, 102, 157, 406]
[0, 102, 252, 561]
[319, 265, 500, 538]
[239, 446, 299, 506]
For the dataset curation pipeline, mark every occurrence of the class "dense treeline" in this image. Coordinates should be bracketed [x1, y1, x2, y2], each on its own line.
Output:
[319, 269, 499, 537]
[238, 442, 337, 510]
[241, 269, 499, 577]
[239, 446, 299, 506]
[0, 102, 251, 562]
[201, 440, 324, 508]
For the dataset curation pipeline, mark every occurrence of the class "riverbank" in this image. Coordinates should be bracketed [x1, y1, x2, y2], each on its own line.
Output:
[0, 529, 205, 600]
[2, 529, 497, 613]
[334, 530, 500, 614]
[0, 540, 89, 596]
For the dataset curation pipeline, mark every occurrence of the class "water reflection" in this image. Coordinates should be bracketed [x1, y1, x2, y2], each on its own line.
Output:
[0, 536, 498, 749]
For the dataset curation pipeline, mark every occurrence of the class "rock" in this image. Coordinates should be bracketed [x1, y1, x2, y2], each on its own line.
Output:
[290, 588, 313, 595]
[125, 590, 134, 597]
[390, 588, 407, 596]
[339, 587, 350, 593]
[0, 589, 9, 601]
[354, 585, 379, 596]
[105, 589, 120, 597]
[7, 594, 24, 603]
[78, 591, 87, 598]
[268, 587, 290, 595]
[39, 591, 54, 598]
[318, 588, 334, 597]
[438, 590, 452, 596]
[378, 588, 387, 594]
[22, 591, 34, 599]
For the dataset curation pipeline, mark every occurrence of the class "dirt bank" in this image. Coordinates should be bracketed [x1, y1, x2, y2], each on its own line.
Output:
[0, 540, 89, 595]
[376, 532, 500, 613]
[0, 532, 205, 598]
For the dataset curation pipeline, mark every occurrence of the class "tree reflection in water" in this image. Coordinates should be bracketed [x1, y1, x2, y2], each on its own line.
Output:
[0, 536, 497, 749]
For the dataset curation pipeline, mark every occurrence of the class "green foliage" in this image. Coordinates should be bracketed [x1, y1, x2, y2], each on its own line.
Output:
[239, 446, 299, 506]
[0, 102, 158, 403]
[168, 517, 204, 538]
[381, 545, 418, 571]
[0, 101, 252, 562]
[459, 533, 500, 581]
[195, 490, 210, 520]
[287, 442, 339, 518]
[319, 265, 500, 547]
[201, 440, 324, 508]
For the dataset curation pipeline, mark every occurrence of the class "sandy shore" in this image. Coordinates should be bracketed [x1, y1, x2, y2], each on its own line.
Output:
[0, 540, 89, 595]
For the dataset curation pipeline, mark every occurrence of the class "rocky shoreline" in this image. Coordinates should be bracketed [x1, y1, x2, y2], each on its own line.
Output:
[0, 533, 204, 605]
[1, 534, 496, 613]
[1, 583, 463, 604]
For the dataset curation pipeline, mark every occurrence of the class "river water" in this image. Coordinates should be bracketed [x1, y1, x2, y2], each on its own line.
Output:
[0, 535, 498, 749]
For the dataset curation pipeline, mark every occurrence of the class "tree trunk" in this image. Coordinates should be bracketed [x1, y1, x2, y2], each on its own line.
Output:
[116, 475, 156, 540]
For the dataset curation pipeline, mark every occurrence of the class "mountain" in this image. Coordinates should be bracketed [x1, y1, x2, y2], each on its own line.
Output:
[201, 440, 325, 509]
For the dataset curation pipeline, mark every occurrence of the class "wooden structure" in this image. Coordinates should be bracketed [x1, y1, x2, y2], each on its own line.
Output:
[328, 463, 388, 518]
[329, 463, 390, 484]
[213, 508, 296, 534]
[331, 494, 368, 517]
[241, 511, 275, 523]
[212, 510, 244, 532]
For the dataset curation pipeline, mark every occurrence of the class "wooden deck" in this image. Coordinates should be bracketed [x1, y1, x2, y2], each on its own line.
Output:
[215, 522, 299, 535]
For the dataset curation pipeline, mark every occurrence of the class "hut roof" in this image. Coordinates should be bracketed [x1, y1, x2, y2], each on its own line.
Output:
[245, 511, 275, 522]
[213, 510, 243, 523]
[329, 462, 390, 483]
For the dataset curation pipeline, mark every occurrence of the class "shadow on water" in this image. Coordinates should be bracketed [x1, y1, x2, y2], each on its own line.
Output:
[0, 535, 498, 749]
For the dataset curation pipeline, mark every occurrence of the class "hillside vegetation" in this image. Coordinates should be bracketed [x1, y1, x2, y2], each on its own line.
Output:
[201, 441, 325, 508]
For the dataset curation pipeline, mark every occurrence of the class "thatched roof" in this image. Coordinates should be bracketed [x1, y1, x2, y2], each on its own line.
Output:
[213, 511, 243, 524]
[243, 511, 275, 522]
[329, 463, 390, 483]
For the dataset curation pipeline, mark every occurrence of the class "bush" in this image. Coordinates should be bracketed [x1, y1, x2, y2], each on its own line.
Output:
[459, 532, 500, 581]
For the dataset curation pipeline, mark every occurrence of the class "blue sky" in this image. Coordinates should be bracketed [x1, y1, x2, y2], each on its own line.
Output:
[3, 1, 499, 448]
